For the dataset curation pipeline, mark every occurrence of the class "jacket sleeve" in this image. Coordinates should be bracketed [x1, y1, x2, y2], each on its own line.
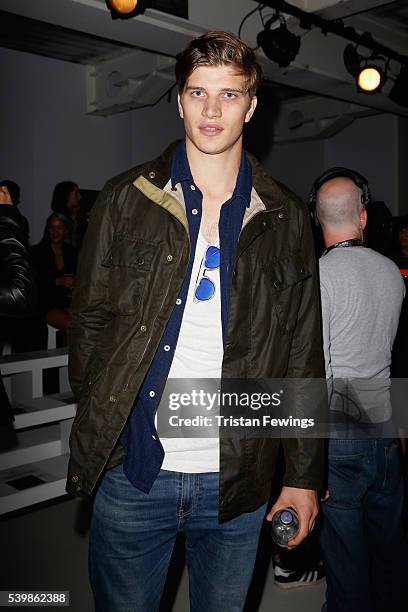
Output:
[68, 182, 115, 401]
[281, 200, 326, 491]
[0, 210, 37, 317]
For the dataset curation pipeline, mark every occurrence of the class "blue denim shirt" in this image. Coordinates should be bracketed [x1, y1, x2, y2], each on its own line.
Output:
[122, 141, 252, 492]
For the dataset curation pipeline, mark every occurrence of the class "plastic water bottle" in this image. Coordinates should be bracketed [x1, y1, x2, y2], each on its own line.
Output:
[271, 508, 299, 546]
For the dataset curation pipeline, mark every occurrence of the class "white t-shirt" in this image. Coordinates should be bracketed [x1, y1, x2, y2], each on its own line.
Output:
[160, 232, 223, 472]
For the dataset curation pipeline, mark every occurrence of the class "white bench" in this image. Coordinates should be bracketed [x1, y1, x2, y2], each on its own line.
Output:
[0, 348, 76, 515]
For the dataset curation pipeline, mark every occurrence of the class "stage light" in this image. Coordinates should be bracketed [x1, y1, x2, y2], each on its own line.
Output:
[357, 65, 383, 93]
[389, 65, 408, 107]
[109, 0, 138, 14]
[343, 45, 385, 94]
[257, 17, 301, 68]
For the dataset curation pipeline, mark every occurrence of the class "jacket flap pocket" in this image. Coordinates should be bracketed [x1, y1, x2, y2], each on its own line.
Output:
[104, 235, 156, 270]
[270, 253, 310, 289]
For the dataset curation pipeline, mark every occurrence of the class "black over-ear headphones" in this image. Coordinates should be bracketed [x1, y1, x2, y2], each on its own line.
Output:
[308, 167, 370, 227]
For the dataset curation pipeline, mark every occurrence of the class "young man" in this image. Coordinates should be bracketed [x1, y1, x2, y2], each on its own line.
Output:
[67, 31, 325, 611]
[313, 169, 407, 612]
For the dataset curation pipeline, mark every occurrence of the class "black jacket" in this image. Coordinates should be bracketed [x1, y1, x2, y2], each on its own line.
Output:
[0, 205, 37, 450]
[31, 241, 77, 313]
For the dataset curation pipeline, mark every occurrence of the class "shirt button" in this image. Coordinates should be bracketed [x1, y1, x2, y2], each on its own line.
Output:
[190, 184, 196, 191]
[164, 345, 170, 352]
[149, 390, 155, 398]
[176, 299, 182, 305]
[140, 325, 147, 332]
[166, 254, 173, 262]
[149, 171, 156, 179]
[109, 395, 117, 403]
[192, 209, 198, 215]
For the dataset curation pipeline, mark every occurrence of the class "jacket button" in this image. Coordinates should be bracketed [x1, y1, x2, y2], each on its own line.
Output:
[300, 266, 305, 274]
[166, 254, 173, 262]
[71, 475, 79, 483]
[137, 257, 145, 266]
[274, 280, 281, 288]
[278, 212, 285, 219]
[140, 324, 147, 332]
[109, 395, 117, 403]
[148, 171, 156, 179]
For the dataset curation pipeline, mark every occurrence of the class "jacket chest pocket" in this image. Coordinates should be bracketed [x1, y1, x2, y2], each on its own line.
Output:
[265, 253, 310, 334]
[103, 235, 157, 315]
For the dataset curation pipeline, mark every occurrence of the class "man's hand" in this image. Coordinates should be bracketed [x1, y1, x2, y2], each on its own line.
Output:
[266, 486, 319, 549]
[0, 185, 13, 205]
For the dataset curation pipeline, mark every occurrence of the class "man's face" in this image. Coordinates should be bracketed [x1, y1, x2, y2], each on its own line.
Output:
[67, 185, 81, 218]
[178, 64, 257, 156]
[399, 227, 408, 252]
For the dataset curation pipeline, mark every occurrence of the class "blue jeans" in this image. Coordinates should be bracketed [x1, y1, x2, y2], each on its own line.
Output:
[320, 438, 408, 612]
[89, 465, 267, 612]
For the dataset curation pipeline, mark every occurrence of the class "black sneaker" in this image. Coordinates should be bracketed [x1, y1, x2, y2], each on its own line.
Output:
[273, 561, 325, 589]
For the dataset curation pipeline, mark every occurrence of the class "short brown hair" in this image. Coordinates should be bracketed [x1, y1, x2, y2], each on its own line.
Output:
[175, 31, 263, 97]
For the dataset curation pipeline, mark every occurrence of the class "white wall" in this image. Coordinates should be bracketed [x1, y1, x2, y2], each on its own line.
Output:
[262, 139, 325, 201]
[0, 47, 183, 243]
[324, 114, 399, 213]
[260, 113, 404, 215]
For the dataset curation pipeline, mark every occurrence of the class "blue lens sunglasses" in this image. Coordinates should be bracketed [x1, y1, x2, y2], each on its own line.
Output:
[194, 245, 220, 302]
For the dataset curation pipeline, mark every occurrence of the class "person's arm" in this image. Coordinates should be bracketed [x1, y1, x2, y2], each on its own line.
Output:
[268, 199, 326, 546]
[68, 181, 115, 401]
[0, 203, 37, 318]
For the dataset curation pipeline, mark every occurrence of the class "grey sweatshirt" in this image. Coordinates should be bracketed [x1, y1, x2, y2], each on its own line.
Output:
[319, 247, 405, 423]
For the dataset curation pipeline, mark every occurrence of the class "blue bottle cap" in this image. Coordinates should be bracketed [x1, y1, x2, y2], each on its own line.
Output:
[280, 510, 294, 525]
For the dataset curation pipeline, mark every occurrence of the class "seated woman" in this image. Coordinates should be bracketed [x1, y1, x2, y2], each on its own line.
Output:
[31, 213, 77, 344]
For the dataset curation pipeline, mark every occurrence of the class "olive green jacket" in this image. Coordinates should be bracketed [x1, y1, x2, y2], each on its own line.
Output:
[67, 142, 325, 522]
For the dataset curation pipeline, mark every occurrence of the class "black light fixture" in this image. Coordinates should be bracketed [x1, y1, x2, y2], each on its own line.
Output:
[343, 44, 386, 94]
[389, 65, 408, 107]
[257, 14, 301, 68]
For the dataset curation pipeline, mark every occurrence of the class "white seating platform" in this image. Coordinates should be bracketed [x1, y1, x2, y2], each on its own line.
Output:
[0, 348, 76, 515]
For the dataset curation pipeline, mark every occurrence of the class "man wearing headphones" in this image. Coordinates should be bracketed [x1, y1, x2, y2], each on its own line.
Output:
[311, 168, 407, 612]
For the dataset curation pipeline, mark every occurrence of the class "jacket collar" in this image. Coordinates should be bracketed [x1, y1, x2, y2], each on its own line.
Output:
[136, 141, 290, 222]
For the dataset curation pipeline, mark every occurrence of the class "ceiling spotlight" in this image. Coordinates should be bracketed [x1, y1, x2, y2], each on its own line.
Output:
[343, 44, 385, 94]
[257, 16, 301, 68]
[109, 0, 138, 13]
[389, 65, 408, 107]
[357, 65, 384, 93]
